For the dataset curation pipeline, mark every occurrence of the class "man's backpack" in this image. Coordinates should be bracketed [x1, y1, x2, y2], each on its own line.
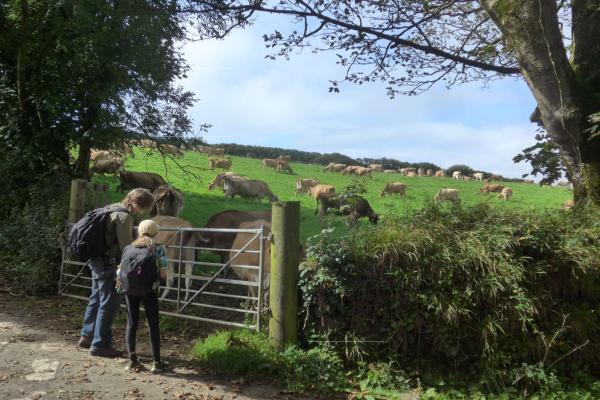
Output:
[118, 245, 159, 296]
[67, 205, 128, 261]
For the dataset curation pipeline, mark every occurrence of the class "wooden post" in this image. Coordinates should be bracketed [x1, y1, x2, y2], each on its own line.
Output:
[269, 201, 300, 351]
[68, 179, 87, 223]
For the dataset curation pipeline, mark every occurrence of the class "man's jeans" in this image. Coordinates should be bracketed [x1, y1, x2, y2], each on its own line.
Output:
[80, 257, 120, 350]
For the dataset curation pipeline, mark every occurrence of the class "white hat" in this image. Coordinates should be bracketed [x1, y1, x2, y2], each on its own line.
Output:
[138, 220, 159, 238]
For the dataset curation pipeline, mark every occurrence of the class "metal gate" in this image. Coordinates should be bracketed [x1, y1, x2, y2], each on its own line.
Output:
[59, 223, 269, 331]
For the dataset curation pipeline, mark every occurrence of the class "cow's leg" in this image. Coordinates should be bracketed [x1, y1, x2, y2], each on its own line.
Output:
[161, 262, 175, 299]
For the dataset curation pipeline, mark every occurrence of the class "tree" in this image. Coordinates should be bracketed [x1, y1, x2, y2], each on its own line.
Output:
[0, 0, 195, 207]
[188, 0, 600, 202]
[513, 131, 566, 186]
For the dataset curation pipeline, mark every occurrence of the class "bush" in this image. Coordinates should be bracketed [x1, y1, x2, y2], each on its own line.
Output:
[299, 202, 600, 389]
[0, 174, 69, 294]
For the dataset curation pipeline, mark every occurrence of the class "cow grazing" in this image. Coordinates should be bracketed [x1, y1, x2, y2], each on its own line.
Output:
[295, 178, 319, 195]
[209, 158, 232, 171]
[152, 215, 206, 301]
[497, 187, 513, 201]
[323, 163, 347, 172]
[480, 183, 505, 194]
[473, 172, 484, 181]
[383, 169, 397, 174]
[159, 144, 184, 157]
[276, 160, 293, 174]
[426, 169, 433, 177]
[90, 150, 113, 162]
[152, 185, 184, 217]
[435, 169, 445, 178]
[315, 193, 379, 225]
[406, 171, 416, 177]
[342, 165, 360, 175]
[368, 164, 383, 172]
[355, 166, 373, 178]
[208, 172, 244, 191]
[263, 158, 279, 168]
[309, 184, 336, 208]
[229, 219, 272, 305]
[417, 168, 425, 176]
[90, 158, 124, 176]
[117, 171, 168, 192]
[380, 182, 407, 197]
[223, 177, 278, 203]
[202, 210, 272, 263]
[452, 171, 462, 180]
[434, 188, 460, 203]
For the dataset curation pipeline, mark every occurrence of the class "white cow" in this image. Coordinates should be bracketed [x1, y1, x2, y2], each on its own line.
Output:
[452, 171, 462, 180]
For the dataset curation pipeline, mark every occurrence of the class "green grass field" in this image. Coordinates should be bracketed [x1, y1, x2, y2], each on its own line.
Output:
[91, 148, 573, 241]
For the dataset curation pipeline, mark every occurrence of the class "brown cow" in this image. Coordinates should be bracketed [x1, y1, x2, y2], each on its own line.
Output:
[208, 147, 225, 157]
[151, 185, 184, 217]
[309, 184, 335, 208]
[480, 183, 505, 194]
[209, 158, 232, 171]
[229, 219, 272, 305]
[380, 182, 407, 197]
[276, 160, 293, 174]
[315, 193, 379, 225]
[117, 171, 168, 192]
[202, 210, 272, 262]
[90, 158, 124, 176]
[263, 158, 279, 168]
[208, 172, 244, 191]
[323, 163, 347, 172]
[295, 178, 319, 195]
[222, 177, 277, 203]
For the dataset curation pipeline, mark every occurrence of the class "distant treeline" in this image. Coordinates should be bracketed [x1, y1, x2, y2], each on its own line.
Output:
[213, 143, 523, 181]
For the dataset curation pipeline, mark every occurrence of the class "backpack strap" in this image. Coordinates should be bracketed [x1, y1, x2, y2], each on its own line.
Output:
[104, 204, 130, 215]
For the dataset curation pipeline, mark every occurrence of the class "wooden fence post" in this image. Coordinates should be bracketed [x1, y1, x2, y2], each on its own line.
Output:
[269, 201, 301, 351]
[68, 179, 87, 223]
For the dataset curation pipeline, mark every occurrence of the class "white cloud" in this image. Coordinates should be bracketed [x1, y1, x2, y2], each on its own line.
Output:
[179, 16, 538, 178]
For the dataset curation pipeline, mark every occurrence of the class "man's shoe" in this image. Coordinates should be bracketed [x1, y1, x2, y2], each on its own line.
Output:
[151, 360, 171, 373]
[90, 346, 123, 358]
[125, 359, 143, 372]
[77, 335, 92, 349]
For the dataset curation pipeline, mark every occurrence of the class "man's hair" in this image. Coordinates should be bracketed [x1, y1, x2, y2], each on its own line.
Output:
[121, 188, 155, 211]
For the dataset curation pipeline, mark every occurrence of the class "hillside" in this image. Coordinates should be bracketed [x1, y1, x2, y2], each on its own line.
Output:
[91, 148, 573, 240]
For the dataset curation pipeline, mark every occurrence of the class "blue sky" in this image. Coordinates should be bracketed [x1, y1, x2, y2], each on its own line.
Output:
[181, 16, 538, 178]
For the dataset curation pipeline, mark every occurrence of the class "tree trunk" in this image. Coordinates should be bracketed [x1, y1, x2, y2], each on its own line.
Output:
[75, 138, 91, 180]
[480, 0, 600, 203]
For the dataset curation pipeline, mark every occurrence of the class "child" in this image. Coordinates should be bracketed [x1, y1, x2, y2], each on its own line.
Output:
[117, 219, 169, 372]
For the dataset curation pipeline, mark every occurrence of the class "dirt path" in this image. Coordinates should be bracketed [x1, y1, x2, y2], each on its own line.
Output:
[0, 291, 307, 400]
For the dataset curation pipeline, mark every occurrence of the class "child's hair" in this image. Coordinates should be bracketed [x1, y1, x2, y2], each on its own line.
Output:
[133, 219, 159, 248]
[122, 188, 155, 212]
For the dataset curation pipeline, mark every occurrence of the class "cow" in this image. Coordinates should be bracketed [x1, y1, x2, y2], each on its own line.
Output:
[417, 168, 425, 176]
[473, 172, 484, 181]
[452, 171, 462, 180]
[463, 176, 472, 181]
[208, 172, 244, 191]
[368, 164, 383, 172]
[399, 168, 407, 175]
[117, 171, 168, 192]
[561, 199, 575, 210]
[490, 174, 503, 181]
[151, 185, 184, 217]
[276, 160, 293, 174]
[434, 188, 460, 203]
[208, 147, 225, 157]
[405, 167, 416, 175]
[90, 158, 124, 176]
[90, 150, 113, 162]
[202, 210, 272, 263]
[435, 169, 445, 178]
[480, 183, 505, 194]
[383, 169, 397, 174]
[497, 187, 513, 201]
[355, 166, 373, 179]
[295, 178, 319, 195]
[209, 158, 232, 171]
[323, 163, 347, 173]
[263, 158, 279, 168]
[342, 165, 361, 175]
[380, 182, 407, 197]
[406, 171, 416, 177]
[229, 219, 272, 305]
[139, 139, 157, 149]
[315, 193, 379, 225]
[523, 179, 535, 184]
[159, 144, 183, 157]
[152, 215, 206, 301]
[309, 184, 336, 208]
[426, 169, 433, 177]
[223, 177, 278, 203]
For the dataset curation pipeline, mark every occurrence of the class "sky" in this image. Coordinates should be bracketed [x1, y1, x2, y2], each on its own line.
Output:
[180, 15, 538, 179]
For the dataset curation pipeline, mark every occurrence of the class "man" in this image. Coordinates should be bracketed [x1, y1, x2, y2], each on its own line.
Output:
[78, 188, 155, 357]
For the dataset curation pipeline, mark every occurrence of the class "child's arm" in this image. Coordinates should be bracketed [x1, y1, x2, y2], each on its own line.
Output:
[155, 245, 168, 279]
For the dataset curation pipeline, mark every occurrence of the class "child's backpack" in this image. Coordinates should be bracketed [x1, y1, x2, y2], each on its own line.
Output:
[67, 205, 128, 261]
[119, 244, 159, 296]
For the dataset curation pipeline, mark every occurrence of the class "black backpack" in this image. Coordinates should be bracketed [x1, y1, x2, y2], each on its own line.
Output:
[118, 244, 159, 296]
[67, 205, 128, 261]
